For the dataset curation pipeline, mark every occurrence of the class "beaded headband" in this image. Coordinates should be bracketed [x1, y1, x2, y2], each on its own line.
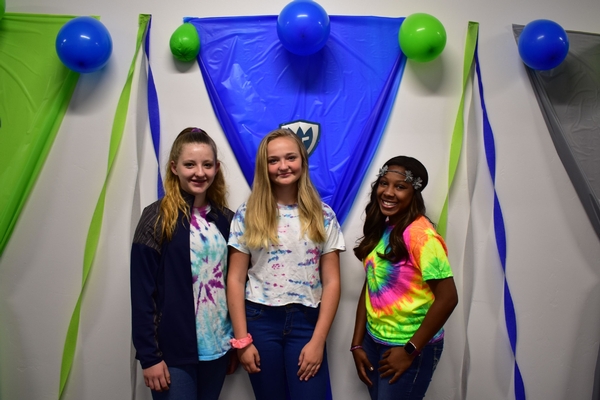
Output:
[377, 165, 423, 191]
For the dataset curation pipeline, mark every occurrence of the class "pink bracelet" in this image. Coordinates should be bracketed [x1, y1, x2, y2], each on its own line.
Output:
[230, 333, 253, 349]
[350, 345, 363, 352]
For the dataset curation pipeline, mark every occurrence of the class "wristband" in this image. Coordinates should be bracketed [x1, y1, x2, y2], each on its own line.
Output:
[230, 333, 253, 349]
[350, 345, 363, 352]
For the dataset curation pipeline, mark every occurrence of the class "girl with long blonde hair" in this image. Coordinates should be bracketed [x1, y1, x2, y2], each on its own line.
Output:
[227, 128, 345, 400]
[131, 128, 236, 400]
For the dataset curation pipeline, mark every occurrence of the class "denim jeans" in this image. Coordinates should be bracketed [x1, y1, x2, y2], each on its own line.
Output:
[151, 353, 229, 400]
[362, 334, 443, 400]
[245, 301, 331, 400]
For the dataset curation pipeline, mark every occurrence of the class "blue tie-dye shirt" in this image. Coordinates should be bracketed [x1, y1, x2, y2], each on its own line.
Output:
[228, 202, 345, 307]
[190, 204, 233, 360]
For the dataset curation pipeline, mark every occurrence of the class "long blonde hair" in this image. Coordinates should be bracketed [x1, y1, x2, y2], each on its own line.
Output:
[243, 128, 325, 249]
[158, 127, 227, 241]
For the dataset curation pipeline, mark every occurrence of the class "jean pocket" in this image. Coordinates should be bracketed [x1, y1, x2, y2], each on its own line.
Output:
[431, 344, 443, 372]
[245, 303, 263, 321]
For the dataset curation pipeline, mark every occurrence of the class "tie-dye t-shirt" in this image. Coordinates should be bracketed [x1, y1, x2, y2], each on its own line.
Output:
[190, 204, 233, 360]
[365, 215, 452, 346]
[228, 202, 345, 307]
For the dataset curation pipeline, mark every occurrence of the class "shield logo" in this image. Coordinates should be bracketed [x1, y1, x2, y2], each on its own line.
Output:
[280, 120, 321, 156]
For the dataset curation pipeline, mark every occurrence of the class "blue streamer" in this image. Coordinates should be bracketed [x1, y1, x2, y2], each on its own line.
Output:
[475, 40, 526, 399]
[144, 16, 164, 199]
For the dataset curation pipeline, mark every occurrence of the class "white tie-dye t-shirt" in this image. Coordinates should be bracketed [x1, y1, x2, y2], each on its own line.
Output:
[228, 202, 345, 307]
[190, 204, 233, 360]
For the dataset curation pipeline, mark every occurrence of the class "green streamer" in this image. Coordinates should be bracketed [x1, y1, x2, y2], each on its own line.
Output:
[437, 22, 479, 238]
[58, 14, 151, 399]
[0, 13, 80, 256]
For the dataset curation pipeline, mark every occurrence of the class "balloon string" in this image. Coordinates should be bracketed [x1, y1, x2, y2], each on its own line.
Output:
[474, 34, 527, 400]
[58, 14, 151, 399]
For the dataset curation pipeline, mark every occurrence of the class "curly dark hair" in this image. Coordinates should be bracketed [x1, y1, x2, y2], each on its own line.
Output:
[353, 156, 429, 263]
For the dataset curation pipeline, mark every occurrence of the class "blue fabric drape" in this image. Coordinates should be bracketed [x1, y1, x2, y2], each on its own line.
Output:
[187, 15, 406, 224]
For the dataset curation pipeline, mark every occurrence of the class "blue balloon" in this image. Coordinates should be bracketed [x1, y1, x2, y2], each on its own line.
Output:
[56, 16, 113, 73]
[518, 19, 569, 70]
[277, 0, 330, 56]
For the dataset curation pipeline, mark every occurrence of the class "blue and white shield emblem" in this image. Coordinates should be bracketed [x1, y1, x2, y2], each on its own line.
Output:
[280, 120, 321, 156]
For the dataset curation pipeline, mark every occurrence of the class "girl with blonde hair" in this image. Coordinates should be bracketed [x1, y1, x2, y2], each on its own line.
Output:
[227, 128, 345, 400]
[131, 127, 236, 400]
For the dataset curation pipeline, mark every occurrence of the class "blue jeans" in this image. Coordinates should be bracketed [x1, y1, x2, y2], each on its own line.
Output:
[151, 353, 229, 400]
[245, 301, 332, 400]
[362, 335, 443, 400]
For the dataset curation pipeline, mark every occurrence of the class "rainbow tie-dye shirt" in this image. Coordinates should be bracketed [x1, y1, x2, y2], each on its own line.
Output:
[365, 215, 453, 346]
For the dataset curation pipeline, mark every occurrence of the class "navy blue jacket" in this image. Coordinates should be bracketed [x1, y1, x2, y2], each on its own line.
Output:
[130, 192, 234, 369]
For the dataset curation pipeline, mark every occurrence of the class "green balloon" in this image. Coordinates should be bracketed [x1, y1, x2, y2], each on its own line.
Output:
[0, 0, 5, 21]
[399, 13, 447, 62]
[169, 23, 200, 62]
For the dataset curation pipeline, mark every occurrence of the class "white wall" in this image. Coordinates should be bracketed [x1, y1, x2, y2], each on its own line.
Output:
[1, 0, 600, 399]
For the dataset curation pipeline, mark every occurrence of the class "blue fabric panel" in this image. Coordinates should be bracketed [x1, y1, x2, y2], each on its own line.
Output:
[187, 15, 406, 224]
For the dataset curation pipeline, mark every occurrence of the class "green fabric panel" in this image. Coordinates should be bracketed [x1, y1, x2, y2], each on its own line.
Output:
[0, 13, 80, 255]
